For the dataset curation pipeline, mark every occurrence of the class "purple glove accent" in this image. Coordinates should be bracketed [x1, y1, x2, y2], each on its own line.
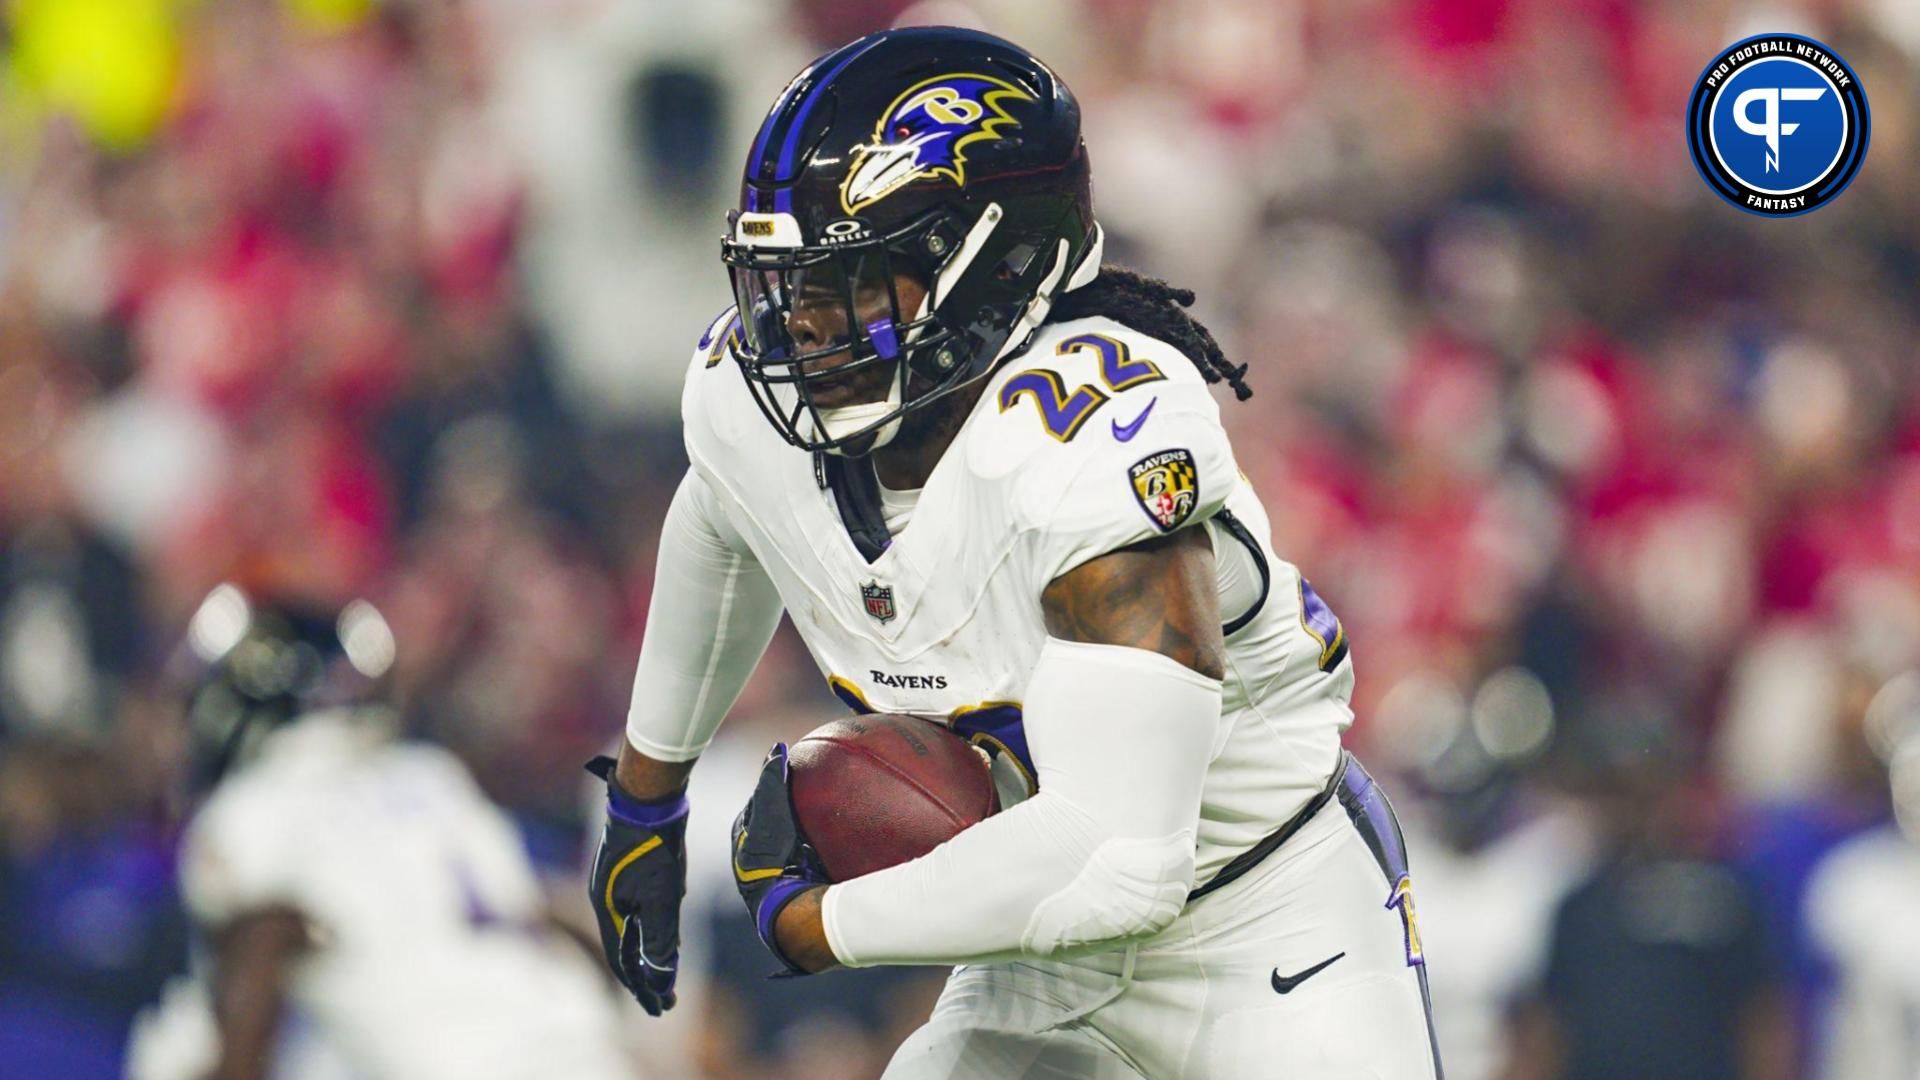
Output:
[607, 786, 688, 830]
[732, 743, 825, 976]
[586, 754, 689, 829]
[755, 877, 816, 948]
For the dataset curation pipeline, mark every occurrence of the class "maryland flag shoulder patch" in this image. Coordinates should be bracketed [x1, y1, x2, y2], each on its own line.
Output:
[1128, 449, 1199, 532]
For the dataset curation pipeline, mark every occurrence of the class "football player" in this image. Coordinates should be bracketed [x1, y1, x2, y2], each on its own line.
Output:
[1806, 730, 1920, 1079]
[131, 585, 630, 1080]
[587, 27, 1442, 1078]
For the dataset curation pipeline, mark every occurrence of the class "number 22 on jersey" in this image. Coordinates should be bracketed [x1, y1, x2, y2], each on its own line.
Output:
[998, 333, 1165, 441]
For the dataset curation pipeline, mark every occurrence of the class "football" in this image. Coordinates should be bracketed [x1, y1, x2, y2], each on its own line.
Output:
[788, 714, 999, 882]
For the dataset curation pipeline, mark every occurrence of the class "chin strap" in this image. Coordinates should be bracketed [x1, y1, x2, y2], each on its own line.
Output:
[990, 222, 1102, 365]
[814, 359, 906, 454]
[1064, 223, 1105, 293]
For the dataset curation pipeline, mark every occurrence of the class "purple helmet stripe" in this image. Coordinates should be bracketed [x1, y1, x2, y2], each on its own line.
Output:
[764, 39, 880, 213]
[775, 45, 873, 174]
[744, 42, 861, 209]
[747, 56, 827, 182]
[745, 107, 781, 183]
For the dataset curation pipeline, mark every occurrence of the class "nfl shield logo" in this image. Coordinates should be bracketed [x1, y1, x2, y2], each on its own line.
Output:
[861, 581, 896, 623]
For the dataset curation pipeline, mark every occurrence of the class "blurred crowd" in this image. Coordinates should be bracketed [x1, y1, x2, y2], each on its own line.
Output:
[1, 0, 1917, 1077]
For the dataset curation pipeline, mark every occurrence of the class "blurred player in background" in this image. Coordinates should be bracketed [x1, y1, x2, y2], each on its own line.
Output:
[1805, 680, 1920, 1080]
[127, 584, 631, 1080]
[588, 27, 1440, 1078]
[1506, 710, 1793, 1080]
[1392, 674, 1593, 1080]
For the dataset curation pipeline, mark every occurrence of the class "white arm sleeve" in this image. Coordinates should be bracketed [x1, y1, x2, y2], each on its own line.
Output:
[821, 637, 1221, 966]
[624, 469, 785, 762]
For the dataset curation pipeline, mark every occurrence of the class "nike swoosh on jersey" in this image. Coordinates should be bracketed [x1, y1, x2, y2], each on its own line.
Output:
[1270, 951, 1345, 994]
[1111, 397, 1157, 442]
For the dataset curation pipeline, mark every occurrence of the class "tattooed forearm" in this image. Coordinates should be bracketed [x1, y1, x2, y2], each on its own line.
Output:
[1041, 527, 1226, 680]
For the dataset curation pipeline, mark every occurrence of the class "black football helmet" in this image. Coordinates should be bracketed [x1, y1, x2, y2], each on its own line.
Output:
[721, 26, 1100, 454]
[179, 584, 396, 788]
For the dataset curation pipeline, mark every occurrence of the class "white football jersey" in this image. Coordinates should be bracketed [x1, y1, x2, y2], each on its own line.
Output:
[685, 313, 1355, 881]
[1806, 826, 1920, 1080]
[179, 711, 628, 1080]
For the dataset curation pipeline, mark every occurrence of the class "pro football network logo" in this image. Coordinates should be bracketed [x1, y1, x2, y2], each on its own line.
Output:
[1686, 33, 1869, 217]
[840, 73, 1034, 214]
[860, 581, 896, 624]
[1129, 449, 1199, 533]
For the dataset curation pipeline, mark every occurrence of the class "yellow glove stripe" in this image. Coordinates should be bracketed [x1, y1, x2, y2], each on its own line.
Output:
[603, 835, 663, 935]
[734, 828, 785, 884]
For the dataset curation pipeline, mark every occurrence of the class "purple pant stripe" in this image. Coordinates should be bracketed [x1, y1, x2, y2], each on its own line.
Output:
[1337, 754, 1444, 1078]
[1337, 756, 1409, 884]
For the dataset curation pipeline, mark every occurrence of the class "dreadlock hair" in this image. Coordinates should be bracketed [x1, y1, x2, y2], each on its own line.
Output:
[1047, 266, 1253, 401]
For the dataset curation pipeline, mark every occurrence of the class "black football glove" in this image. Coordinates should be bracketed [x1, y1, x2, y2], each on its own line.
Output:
[585, 755, 688, 1015]
[730, 744, 829, 976]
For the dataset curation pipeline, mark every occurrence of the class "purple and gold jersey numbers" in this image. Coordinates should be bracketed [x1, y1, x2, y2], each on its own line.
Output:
[1055, 332, 1164, 392]
[999, 369, 1107, 442]
[702, 311, 743, 368]
[1298, 578, 1349, 673]
[998, 333, 1169, 442]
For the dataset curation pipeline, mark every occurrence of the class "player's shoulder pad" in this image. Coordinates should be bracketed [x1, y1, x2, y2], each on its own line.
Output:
[679, 304, 776, 463]
[179, 772, 306, 924]
[965, 317, 1240, 584]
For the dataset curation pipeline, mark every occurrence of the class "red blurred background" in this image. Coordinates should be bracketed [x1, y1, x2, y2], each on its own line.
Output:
[2, 1, 1917, 1077]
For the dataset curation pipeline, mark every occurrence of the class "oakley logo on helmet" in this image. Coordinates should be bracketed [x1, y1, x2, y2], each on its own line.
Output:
[840, 73, 1036, 214]
[821, 218, 872, 244]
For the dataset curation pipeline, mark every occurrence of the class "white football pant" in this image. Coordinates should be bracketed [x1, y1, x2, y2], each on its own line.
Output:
[885, 757, 1443, 1079]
